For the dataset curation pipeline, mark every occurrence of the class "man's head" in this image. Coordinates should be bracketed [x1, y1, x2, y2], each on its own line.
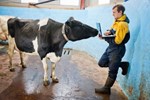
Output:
[112, 4, 125, 19]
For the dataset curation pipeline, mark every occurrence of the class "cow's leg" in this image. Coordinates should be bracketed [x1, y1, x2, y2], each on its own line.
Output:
[8, 37, 15, 71]
[46, 53, 60, 83]
[19, 51, 26, 68]
[51, 62, 59, 83]
[42, 57, 50, 86]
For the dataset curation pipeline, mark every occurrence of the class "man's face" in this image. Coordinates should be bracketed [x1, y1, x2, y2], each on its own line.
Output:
[112, 7, 122, 19]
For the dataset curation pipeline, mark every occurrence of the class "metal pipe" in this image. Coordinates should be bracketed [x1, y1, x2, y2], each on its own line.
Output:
[29, 0, 55, 6]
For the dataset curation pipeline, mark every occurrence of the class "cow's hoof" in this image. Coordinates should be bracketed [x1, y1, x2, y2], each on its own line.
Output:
[43, 80, 50, 86]
[22, 65, 26, 68]
[52, 78, 59, 83]
[9, 67, 15, 72]
[50, 76, 59, 83]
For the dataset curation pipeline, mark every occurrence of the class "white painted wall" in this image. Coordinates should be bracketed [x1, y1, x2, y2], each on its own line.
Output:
[60, 0, 80, 6]
[21, 0, 38, 3]
[98, 0, 110, 4]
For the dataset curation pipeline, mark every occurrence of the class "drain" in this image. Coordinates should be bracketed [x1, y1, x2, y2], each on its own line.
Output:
[63, 48, 72, 55]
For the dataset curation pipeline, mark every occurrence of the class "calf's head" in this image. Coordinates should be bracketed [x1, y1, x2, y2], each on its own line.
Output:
[65, 17, 98, 41]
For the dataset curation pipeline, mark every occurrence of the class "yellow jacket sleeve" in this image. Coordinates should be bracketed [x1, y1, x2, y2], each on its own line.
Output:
[114, 22, 129, 44]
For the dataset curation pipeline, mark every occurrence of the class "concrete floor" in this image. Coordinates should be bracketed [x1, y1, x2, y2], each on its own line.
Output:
[0, 45, 127, 100]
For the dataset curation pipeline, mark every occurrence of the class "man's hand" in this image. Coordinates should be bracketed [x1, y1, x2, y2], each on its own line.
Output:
[98, 34, 103, 40]
[104, 31, 111, 36]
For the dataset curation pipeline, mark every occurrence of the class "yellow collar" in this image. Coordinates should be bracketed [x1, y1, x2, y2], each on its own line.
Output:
[116, 14, 126, 22]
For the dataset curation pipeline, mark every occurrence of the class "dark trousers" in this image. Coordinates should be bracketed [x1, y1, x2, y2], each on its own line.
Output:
[98, 45, 125, 80]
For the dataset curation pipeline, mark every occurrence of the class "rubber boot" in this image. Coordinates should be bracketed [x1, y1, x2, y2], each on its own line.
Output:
[120, 61, 129, 75]
[95, 77, 115, 95]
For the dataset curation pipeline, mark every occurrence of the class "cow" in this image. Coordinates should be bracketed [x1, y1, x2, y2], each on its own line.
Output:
[7, 17, 98, 86]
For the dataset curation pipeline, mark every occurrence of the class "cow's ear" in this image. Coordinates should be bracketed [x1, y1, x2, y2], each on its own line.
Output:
[68, 17, 74, 21]
[65, 20, 71, 26]
[65, 17, 74, 26]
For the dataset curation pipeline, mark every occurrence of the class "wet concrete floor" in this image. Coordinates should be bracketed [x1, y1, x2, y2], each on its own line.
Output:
[0, 45, 128, 100]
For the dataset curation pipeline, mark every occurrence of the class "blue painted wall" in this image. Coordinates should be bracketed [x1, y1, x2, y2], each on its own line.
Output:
[0, 0, 150, 99]
[118, 0, 150, 100]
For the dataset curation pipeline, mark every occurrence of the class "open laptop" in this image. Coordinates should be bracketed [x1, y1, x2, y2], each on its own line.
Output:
[96, 22, 116, 38]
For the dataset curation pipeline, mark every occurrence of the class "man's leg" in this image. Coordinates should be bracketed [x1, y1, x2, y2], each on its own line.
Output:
[95, 47, 124, 94]
[98, 51, 109, 67]
[95, 57, 119, 94]
[95, 50, 113, 94]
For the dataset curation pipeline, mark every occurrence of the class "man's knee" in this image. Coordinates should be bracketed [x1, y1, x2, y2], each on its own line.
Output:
[98, 61, 108, 67]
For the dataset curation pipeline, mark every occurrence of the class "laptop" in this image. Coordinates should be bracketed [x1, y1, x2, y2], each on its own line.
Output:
[96, 22, 116, 38]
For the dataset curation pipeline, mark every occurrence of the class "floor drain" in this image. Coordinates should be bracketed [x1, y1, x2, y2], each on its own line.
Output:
[63, 48, 72, 55]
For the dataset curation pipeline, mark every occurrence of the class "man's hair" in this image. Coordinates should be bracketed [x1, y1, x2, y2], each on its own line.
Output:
[113, 4, 125, 14]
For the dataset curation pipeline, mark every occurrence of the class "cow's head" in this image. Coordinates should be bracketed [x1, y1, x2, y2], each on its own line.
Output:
[65, 17, 98, 41]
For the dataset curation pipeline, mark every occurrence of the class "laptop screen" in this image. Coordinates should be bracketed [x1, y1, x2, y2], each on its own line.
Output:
[96, 22, 116, 38]
[96, 22, 102, 35]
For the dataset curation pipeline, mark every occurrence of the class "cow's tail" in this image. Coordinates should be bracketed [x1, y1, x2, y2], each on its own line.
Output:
[7, 18, 17, 37]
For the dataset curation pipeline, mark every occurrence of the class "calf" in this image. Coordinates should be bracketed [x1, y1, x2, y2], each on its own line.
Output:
[7, 17, 98, 86]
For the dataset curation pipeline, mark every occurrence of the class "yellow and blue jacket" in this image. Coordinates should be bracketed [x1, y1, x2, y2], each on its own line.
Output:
[105, 14, 130, 46]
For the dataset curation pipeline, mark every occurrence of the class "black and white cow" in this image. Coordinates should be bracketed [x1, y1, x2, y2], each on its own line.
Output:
[7, 17, 98, 86]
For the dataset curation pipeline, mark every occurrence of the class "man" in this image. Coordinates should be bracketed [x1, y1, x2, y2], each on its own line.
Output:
[95, 4, 130, 95]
